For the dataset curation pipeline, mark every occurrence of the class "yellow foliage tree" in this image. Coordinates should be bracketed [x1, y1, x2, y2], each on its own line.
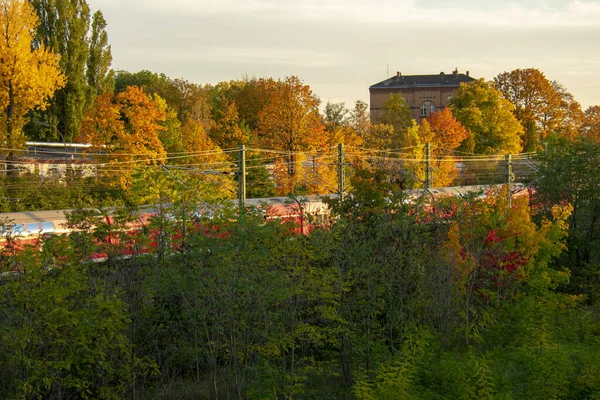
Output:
[180, 119, 235, 199]
[0, 0, 65, 163]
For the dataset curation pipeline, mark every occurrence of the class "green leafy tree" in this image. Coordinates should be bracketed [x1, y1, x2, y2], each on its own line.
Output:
[535, 136, 600, 304]
[323, 101, 348, 131]
[27, 0, 92, 141]
[0, 231, 144, 399]
[86, 10, 113, 98]
[450, 79, 523, 154]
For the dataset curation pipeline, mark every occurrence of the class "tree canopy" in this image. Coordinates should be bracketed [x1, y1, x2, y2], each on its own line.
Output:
[26, 0, 96, 141]
[78, 86, 167, 188]
[493, 68, 584, 150]
[0, 0, 65, 162]
[450, 79, 523, 155]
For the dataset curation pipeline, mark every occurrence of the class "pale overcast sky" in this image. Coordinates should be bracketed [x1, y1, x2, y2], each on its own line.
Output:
[87, 0, 600, 109]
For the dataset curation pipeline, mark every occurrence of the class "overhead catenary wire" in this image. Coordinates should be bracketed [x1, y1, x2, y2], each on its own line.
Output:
[1, 143, 540, 188]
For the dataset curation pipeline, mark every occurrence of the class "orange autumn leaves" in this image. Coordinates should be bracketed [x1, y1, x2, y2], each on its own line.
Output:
[256, 76, 358, 195]
[79, 86, 226, 190]
[79, 86, 167, 188]
[77, 74, 475, 196]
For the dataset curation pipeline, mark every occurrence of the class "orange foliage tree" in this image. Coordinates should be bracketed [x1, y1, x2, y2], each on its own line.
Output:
[210, 96, 250, 150]
[581, 105, 600, 143]
[493, 68, 584, 150]
[257, 76, 327, 194]
[421, 108, 469, 186]
[79, 86, 166, 188]
[426, 108, 469, 150]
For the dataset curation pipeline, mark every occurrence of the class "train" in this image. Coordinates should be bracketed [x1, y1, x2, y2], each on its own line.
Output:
[0, 183, 527, 262]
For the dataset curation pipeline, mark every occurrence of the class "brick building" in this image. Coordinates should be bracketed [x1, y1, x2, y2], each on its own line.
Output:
[369, 68, 475, 122]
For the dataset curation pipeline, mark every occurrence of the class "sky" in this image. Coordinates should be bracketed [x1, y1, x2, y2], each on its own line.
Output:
[87, 0, 600, 110]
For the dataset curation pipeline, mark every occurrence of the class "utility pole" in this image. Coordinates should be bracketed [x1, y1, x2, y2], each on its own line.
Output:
[238, 145, 246, 209]
[505, 154, 514, 206]
[338, 143, 344, 202]
[425, 143, 431, 189]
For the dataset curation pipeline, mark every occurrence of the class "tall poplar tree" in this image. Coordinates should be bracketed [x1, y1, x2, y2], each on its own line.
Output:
[25, 0, 111, 142]
[86, 10, 113, 98]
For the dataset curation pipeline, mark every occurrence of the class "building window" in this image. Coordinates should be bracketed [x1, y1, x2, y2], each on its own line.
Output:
[421, 101, 435, 117]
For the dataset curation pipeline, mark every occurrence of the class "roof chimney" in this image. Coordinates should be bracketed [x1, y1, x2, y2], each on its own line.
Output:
[397, 71, 402, 77]
[466, 70, 470, 77]
[453, 68, 458, 76]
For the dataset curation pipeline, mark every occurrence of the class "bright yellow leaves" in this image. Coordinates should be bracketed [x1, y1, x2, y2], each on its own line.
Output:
[0, 0, 65, 159]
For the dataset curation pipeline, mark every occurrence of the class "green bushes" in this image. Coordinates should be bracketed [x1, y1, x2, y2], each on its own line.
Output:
[1, 167, 599, 399]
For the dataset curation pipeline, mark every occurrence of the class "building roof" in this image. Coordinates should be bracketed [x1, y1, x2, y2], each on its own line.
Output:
[370, 70, 475, 90]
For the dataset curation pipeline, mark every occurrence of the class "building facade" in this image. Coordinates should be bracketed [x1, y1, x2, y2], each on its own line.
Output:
[369, 69, 475, 122]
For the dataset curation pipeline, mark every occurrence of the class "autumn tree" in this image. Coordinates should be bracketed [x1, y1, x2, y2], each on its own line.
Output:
[362, 123, 394, 149]
[153, 94, 185, 155]
[375, 93, 413, 147]
[257, 76, 326, 181]
[229, 77, 275, 132]
[210, 96, 250, 149]
[581, 105, 600, 142]
[349, 100, 371, 140]
[179, 119, 235, 199]
[171, 78, 213, 128]
[450, 79, 523, 155]
[321, 101, 362, 147]
[78, 86, 166, 188]
[493, 68, 583, 149]
[550, 80, 585, 140]
[115, 70, 214, 136]
[140, 87, 234, 198]
[535, 135, 600, 303]
[397, 109, 470, 187]
[443, 190, 572, 345]
[426, 108, 469, 150]
[0, 0, 65, 164]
